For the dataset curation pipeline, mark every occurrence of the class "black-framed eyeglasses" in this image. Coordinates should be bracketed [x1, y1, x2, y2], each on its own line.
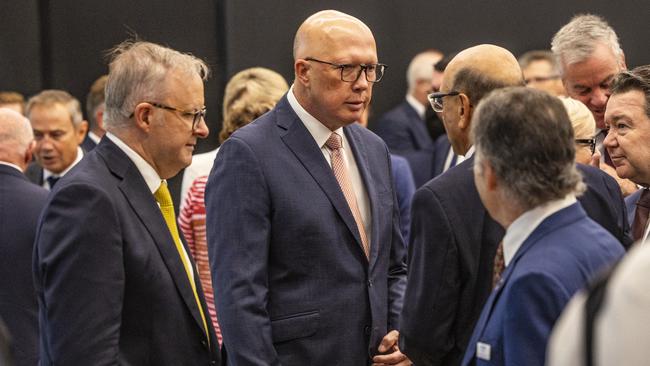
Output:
[575, 138, 596, 155]
[130, 102, 206, 131]
[427, 91, 461, 112]
[304, 57, 387, 83]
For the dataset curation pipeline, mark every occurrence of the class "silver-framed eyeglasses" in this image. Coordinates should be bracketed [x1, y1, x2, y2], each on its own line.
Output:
[305, 57, 387, 83]
[427, 91, 461, 112]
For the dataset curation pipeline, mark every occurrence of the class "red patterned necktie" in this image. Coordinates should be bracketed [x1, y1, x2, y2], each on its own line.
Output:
[632, 189, 650, 242]
[492, 241, 505, 288]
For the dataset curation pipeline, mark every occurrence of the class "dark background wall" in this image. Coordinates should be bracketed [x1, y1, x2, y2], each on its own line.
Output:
[2, 0, 649, 154]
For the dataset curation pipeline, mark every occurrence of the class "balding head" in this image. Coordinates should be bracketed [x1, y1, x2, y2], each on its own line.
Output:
[292, 10, 380, 130]
[437, 44, 524, 155]
[0, 108, 34, 170]
[293, 10, 374, 61]
[444, 44, 524, 105]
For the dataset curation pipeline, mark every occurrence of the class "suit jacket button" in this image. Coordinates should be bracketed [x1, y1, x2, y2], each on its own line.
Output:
[201, 340, 208, 348]
[364, 325, 371, 335]
[210, 361, 217, 365]
[367, 280, 373, 287]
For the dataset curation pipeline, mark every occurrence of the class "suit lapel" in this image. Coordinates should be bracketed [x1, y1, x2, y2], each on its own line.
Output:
[97, 139, 209, 339]
[275, 98, 366, 259]
[463, 202, 585, 365]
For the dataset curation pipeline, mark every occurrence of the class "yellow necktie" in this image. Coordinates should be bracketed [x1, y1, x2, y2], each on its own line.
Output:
[154, 181, 210, 343]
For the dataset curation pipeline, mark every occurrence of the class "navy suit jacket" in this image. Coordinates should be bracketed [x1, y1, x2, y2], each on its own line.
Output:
[461, 203, 623, 366]
[372, 100, 434, 187]
[0, 164, 48, 366]
[399, 157, 631, 366]
[81, 134, 97, 152]
[33, 138, 220, 365]
[390, 154, 415, 244]
[432, 134, 453, 177]
[206, 96, 407, 366]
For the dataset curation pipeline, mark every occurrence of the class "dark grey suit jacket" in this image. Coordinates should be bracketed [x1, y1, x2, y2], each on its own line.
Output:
[33, 138, 221, 365]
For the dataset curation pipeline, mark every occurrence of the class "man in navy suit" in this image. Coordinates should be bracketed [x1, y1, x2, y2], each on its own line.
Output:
[399, 45, 630, 366]
[461, 87, 623, 366]
[372, 51, 442, 187]
[0, 108, 48, 366]
[33, 41, 221, 365]
[206, 10, 408, 366]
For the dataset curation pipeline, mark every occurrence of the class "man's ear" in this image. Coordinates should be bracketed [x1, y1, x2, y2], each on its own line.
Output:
[458, 93, 473, 131]
[619, 51, 627, 70]
[133, 103, 153, 132]
[75, 120, 89, 144]
[295, 59, 311, 86]
[23, 140, 35, 168]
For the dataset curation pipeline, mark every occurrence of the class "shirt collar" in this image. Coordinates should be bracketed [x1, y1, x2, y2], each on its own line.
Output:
[105, 132, 162, 194]
[0, 161, 23, 173]
[88, 131, 102, 144]
[287, 84, 346, 149]
[503, 194, 577, 266]
[406, 94, 426, 119]
[43, 146, 83, 180]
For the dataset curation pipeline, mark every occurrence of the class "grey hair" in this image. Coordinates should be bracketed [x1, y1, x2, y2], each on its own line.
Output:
[104, 40, 209, 129]
[551, 14, 623, 74]
[0, 108, 34, 155]
[25, 90, 84, 127]
[518, 50, 561, 75]
[472, 87, 585, 210]
[407, 50, 442, 92]
[610, 65, 650, 118]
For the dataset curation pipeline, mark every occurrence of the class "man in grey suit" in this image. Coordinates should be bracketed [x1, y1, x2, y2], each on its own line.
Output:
[206, 10, 409, 366]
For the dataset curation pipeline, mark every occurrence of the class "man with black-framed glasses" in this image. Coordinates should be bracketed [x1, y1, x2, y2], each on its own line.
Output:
[206, 9, 409, 366]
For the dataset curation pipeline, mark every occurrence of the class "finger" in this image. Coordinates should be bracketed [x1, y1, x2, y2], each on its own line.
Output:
[589, 151, 601, 167]
[372, 350, 407, 364]
[377, 330, 399, 353]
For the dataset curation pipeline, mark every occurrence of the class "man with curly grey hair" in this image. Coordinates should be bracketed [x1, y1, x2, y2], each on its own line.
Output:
[33, 40, 221, 365]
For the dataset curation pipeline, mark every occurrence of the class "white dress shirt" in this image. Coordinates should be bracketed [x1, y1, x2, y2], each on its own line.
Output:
[287, 85, 372, 245]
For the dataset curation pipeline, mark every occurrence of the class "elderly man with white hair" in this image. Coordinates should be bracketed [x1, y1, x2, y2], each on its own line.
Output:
[0, 108, 48, 366]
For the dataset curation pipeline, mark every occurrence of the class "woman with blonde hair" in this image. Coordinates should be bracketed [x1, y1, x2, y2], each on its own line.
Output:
[179, 67, 288, 346]
[559, 96, 597, 165]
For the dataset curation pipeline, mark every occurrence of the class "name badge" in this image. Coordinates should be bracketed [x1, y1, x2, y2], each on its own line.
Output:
[477, 342, 491, 361]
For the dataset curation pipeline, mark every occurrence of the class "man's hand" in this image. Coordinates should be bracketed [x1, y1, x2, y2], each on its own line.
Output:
[588, 151, 638, 197]
[371, 330, 412, 366]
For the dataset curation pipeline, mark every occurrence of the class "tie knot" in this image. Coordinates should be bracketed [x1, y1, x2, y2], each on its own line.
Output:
[325, 132, 342, 151]
[638, 189, 650, 208]
[154, 181, 173, 207]
[47, 176, 60, 188]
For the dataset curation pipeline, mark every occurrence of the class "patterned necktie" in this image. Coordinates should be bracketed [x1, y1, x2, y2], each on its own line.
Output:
[492, 241, 505, 289]
[325, 132, 370, 258]
[632, 189, 650, 242]
[47, 176, 60, 189]
[154, 181, 210, 342]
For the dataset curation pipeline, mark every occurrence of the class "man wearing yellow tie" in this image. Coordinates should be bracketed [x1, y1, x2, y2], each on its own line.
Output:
[33, 40, 221, 365]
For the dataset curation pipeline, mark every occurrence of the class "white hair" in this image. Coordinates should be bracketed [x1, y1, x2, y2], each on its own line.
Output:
[0, 108, 33, 156]
[406, 51, 442, 92]
[551, 14, 623, 74]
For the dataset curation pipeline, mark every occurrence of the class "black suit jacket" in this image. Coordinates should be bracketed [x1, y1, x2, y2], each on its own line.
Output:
[399, 157, 630, 366]
[33, 138, 221, 365]
[0, 165, 48, 366]
[81, 135, 97, 152]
